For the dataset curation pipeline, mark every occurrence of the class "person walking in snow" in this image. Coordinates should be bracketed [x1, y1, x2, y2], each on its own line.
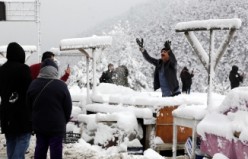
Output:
[0, 42, 32, 159]
[30, 51, 70, 82]
[180, 67, 194, 94]
[136, 38, 180, 97]
[229, 65, 244, 89]
[27, 59, 72, 159]
[99, 63, 115, 83]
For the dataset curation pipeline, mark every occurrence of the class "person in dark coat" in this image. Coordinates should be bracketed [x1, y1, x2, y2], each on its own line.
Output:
[136, 38, 180, 97]
[229, 65, 244, 89]
[0, 42, 32, 159]
[27, 59, 72, 159]
[180, 67, 194, 94]
[99, 63, 114, 83]
[113, 65, 129, 87]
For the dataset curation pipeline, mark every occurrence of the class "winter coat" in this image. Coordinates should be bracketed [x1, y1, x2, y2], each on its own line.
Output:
[180, 68, 194, 88]
[99, 70, 114, 83]
[142, 50, 180, 96]
[113, 65, 129, 87]
[30, 63, 69, 81]
[229, 66, 243, 89]
[27, 59, 72, 136]
[0, 42, 32, 134]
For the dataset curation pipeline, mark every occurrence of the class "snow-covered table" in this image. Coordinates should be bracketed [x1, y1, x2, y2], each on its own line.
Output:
[85, 103, 155, 150]
[172, 105, 207, 159]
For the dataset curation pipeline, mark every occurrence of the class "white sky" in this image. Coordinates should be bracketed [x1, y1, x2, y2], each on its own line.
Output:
[0, 0, 147, 53]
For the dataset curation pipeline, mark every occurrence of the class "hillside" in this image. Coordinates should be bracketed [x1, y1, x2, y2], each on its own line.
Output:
[69, 0, 248, 94]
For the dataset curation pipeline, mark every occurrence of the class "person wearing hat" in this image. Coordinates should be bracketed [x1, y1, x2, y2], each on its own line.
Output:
[27, 58, 72, 159]
[30, 51, 70, 82]
[0, 42, 32, 159]
[136, 38, 180, 97]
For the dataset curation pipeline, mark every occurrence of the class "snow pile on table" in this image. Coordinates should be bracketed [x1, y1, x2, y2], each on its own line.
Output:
[60, 35, 112, 50]
[77, 112, 143, 152]
[92, 83, 223, 110]
[175, 18, 242, 31]
[172, 105, 207, 120]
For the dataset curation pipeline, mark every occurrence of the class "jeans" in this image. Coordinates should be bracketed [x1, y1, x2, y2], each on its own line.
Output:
[161, 87, 171, 97]
[35, 133, 63, 159]
[5, 133, 31, 159]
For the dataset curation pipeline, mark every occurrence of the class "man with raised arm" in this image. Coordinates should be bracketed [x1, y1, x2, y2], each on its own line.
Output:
[136, 38, 180, 97]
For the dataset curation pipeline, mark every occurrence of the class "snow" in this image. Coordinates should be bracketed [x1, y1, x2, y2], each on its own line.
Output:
[197, 112, 233, 140]
[92, 83, 224, 110]
[175, 18, 242, 31]
[213, 153, 229, 159]
[172, 105, 207, 120]
[197, 87, 248, 141]
[85, 103, 153, 119]
[143, 149, 164, 159]
[217, 87, 248, 113]
[0, 45, 37, 54]
[60, 35, 112, 50]
[154, 137, 164, 144]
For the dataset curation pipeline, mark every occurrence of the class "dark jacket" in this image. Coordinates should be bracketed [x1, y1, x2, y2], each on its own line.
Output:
[99, 70, 114, 83]
[229, 65, 243, 89]
[113, 65, 129, 87]
[180, 68, 194, 87]
[142, 50, 179, 95]
[0, 42, 32, 134]
[27, 78, 72, 136]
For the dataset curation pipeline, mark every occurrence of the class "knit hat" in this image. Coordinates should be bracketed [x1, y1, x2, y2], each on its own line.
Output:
[6, 42, 25, 63]
[38, 58, 58, 79]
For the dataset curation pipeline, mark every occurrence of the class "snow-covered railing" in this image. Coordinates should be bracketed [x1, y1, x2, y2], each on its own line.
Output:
[60, 35, 112, 50]
[60, 35, 112, 104]
[0, 45, 37, 54]
[50, 47, 82, 56]
[175, 18, 242, 32]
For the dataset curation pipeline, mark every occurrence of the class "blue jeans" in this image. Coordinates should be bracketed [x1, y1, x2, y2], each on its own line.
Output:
[5, 133, 31, 159]
[161, 88, 171, 97]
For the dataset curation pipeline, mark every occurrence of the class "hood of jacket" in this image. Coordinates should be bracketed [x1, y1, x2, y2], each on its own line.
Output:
[6, 42, 25, 63]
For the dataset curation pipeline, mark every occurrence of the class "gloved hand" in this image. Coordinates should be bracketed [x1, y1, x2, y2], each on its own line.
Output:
[164, 40, 171, 50]
[136, 38, 145, 52]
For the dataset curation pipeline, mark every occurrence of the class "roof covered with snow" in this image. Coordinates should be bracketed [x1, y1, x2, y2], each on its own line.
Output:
[175, 18, 242, 32]
[60, 35, 112, 51]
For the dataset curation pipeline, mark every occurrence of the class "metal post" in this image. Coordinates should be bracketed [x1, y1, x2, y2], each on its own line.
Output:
[36, 0, 41, 62]
[86, 56, 90, 104]
[92, 48, 96, 94]
[207, 30, 215, 111]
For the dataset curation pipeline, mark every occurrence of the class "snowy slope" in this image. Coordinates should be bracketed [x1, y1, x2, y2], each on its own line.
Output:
[60, 0, 248, 94]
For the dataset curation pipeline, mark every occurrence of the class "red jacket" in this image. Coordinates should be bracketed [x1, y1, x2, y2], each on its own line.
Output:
[30, 63, 69, 82]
